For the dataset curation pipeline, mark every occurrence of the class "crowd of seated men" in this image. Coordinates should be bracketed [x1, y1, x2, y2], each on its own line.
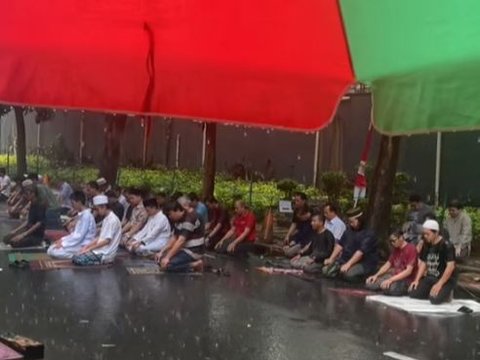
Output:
[0, 172, 465, 304]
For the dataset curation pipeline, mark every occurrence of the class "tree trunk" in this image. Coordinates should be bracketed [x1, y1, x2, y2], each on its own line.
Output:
[367, 134, 401, 242]
[14, 107, 27, 177]
[202, 122, 216, 199]
[99, 114, 127, 185]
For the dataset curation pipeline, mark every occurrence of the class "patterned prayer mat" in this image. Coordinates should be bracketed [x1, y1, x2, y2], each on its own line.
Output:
[126, 267, 203, 276]
[255, 266, 304, 275]
[0, 342, 22, 360]
[29, 259, 112, 271]
[8, 252, 50, 264]
[328, 288, 376, 297]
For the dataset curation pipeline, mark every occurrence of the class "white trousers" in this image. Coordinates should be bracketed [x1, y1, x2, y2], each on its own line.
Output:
[47, 245, 79, 259]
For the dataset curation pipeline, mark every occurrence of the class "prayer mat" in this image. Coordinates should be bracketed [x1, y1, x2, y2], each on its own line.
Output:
[0, 343, 22, 360]
[0, 243, 46, 252]
[29, 259, 112, 271]
[366, 295, 480, 315]
[328, 288, 376, 297]
[256, 266, 304, 275]
[126, 267, 203, 276]
[0, 334, 43, 360]
[8, 253, 50, 264]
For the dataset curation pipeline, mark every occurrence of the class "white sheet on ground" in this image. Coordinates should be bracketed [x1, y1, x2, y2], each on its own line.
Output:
[367, 295, 480, 314]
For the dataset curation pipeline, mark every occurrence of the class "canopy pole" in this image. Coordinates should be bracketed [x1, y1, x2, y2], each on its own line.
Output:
[434, 132, 442, 208]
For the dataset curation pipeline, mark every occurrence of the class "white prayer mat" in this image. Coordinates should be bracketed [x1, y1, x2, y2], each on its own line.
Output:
[367, 295, 480, 315]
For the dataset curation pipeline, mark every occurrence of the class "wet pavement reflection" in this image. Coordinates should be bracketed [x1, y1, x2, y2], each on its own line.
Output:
[0, 236, 479, 359]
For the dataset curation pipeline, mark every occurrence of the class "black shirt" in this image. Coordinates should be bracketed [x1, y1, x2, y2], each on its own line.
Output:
[174, 211, 205, 254]
[304, 229, 335, 263]
[420, 239, 456, 279]
[110, 202, 125, 222]
[27, 200, 46, 238]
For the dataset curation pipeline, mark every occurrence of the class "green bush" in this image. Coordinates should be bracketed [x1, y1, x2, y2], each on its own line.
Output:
[320, 171, 350, 201]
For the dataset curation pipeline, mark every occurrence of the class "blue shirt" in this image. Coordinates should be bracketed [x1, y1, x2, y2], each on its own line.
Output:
[62, 209, 96, 250]
[325, 216, 346, 241]
[195, 202, 209, 225]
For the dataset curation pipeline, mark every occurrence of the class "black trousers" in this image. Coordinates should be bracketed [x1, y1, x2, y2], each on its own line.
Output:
[409, 275, 456, 305]
[216, 238, 254, 258]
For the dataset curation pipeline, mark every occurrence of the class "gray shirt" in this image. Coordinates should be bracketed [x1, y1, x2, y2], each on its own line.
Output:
[445, 211, 472, 247]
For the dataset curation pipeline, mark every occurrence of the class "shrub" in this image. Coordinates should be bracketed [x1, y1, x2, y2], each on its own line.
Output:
[320, 171, 350, 201]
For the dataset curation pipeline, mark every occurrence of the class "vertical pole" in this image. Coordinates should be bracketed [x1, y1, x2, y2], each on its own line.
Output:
[6, 146, 10, 175]
[79, 112, 85, 164]
[312, 131, 320, 186]
[175, 134, 181, 168]
[434, 132, 442, 208]
[36, 122, 41, 174]
[201, 123, 207, 167]
[142, 117, 148, 168]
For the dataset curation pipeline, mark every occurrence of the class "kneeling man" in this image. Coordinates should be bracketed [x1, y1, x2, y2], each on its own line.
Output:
[366, 230, 417, 296]
[127, 198, 171, 256]
[48, 191, 96, 259]
[72, 195, 122, 265]
[409, 220, 456, 304]
[323, 208, 378, 282]
[215, 200, 256, 258]
[290, 213, 335, 273]
[155, 202, 205, 272]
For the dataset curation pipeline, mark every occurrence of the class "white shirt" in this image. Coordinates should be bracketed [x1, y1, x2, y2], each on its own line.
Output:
[133, 210, 171, 247]
[119, 194, 128, 211]
[93, 211, 122, 263]
[326, 216, 346, 241]
[62, 209, 96, 249]
[0, 175, 11, 197]
[59, 182, 73, 208]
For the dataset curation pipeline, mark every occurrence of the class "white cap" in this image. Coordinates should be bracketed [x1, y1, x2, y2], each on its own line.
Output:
[22, 179, 34, 187]
[96, 177, 107, 186]
[93, 195, 109, 206]
[422, 219, 439, 232]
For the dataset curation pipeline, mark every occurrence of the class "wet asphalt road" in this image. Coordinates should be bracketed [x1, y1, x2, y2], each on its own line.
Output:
[0, 219, 479, 360]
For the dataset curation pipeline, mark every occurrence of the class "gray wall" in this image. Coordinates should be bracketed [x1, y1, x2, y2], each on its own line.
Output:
[0, 94, 376, 185]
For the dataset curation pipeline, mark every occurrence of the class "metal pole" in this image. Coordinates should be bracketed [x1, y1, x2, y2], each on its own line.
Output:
[142, 117, 148, 168]
[175, 134, 181, 168]
[312, 131, 320, 186]
[79, 112, 85, 164]
[36, 122, 41, 174]
[434, 132, 442, 208]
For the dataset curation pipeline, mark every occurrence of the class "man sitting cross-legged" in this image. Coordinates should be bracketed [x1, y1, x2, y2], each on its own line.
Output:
[126, 198, 171, 256]
[409, 220, 456, 304]
[155, 201, 205, 273]
[215, 200, 256, 258]
[365, 230, 418, 296]
[290, 212, 335, 274]
[72, 195, 122, 266]
[47, 191, 96, 259]
[121, 188, 148, 247]
[323, 208, 378, 282]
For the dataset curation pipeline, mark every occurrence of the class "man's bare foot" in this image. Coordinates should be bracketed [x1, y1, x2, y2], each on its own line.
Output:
[191, 259, 204, 272]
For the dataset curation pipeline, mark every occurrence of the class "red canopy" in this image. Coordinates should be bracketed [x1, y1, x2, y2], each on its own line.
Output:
[0, 0, 353, 130]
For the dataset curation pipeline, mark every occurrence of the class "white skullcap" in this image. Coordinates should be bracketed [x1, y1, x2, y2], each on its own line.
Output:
[93, 195, 109, 206]
[422, 219, 439, 232]
[22, 179, 34, 187]
[96, 177, 107, 186]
